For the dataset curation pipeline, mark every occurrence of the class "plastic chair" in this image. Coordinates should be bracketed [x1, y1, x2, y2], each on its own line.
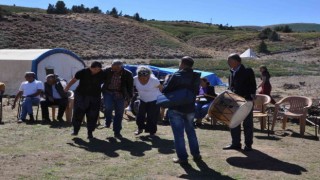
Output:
[17, 97, 40, 121]
[272, 96, 312, 136]
[253, 94, 271, 130]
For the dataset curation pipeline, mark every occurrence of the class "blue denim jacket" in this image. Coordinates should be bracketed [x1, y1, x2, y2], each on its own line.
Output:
[162, 68, 201, 113]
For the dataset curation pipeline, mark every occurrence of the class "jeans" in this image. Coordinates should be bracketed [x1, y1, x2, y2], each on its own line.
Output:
[20, 97, 40, 120]
[103, 92, 125, 134]
[136, 100, 160, 134]
[194, 102, 211, 119]
[168, 109, 200, 160]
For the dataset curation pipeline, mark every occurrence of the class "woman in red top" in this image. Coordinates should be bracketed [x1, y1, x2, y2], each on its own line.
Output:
[258, 65, 276, 104]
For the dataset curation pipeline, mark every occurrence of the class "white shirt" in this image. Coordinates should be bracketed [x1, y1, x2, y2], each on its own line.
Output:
[19, 80, 44, 99]
[134, 75, 162, 102]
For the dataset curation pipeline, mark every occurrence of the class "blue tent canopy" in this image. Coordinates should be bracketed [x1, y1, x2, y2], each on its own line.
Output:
[123, 64, 227, 86]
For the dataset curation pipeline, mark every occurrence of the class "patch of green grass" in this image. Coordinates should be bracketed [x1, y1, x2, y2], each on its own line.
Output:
[290, 32, 320, 40]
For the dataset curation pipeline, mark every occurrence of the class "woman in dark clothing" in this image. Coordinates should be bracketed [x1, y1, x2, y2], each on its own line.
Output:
[195, 77, 216, 126]
[258, 65, 276, 104]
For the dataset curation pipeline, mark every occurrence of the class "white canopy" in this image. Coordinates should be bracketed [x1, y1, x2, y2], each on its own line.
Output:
[240, 48, 258, 59]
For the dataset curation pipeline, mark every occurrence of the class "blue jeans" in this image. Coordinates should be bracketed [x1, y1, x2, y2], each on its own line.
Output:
[168, 109, 200, 160]
[103, 92, 125, 134]
[20, 97, 40, 119]
[194, 102, 211, 119]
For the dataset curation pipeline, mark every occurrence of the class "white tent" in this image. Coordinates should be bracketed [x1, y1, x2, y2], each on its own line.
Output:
[0, 48, 85, 95]
[240, 48, 258, 59]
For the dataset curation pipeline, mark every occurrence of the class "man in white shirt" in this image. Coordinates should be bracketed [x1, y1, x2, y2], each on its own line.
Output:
[12, 72, 44, 123]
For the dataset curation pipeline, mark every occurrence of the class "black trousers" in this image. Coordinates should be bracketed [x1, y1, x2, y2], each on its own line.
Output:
[136, 100, 160, 134]
[230, 110, 253, 147]
[72, 93, 101, 132]
[41, 98, 68, 119]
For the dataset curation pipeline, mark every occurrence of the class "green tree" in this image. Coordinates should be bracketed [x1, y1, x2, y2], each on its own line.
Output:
[55, 1, 68, 14]
[282, 25, 292, 33]
[258, 28, 272, 40]
[46, 4, 55, 14]
[109, 7, 118, 18]
[90, 6, 102, 13]
[133, 12, 143, 22]
[257, 41, 269, 53]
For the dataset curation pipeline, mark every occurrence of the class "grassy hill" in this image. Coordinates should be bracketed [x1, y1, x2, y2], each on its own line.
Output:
[267, 23, 320, 32]
[0, 5, 320, 61]
[0, 4, 45, 13]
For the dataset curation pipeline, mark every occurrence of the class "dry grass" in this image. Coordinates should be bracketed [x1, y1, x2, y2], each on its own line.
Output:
[0, 96, 319, 180]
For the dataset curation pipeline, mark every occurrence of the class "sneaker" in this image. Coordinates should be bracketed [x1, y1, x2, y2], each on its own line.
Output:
[17, 119, 25, 123]
[71, 130, 79, 136]
[173, 158, 188, 164]
[134, 129, 143, 135]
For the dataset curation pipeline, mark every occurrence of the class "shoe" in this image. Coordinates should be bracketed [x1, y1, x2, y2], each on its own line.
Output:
[173, 158, 188, 164]
[87, 131, 93, 139]
[29, 114, 35, 122]
[71, 130, 79, 136]
[149, 132, 156, 136]
[17, 119, 25, 123]
[104, 122, 111, 128]
[223, 144, 241, 150]
[57, 117, 64, 123]
[42, 118, 51, 124]
[134, 129, 143, 135]
[244, 146, 253, 152]
[114, 133, 123, 138]
[193, 155, 202, 161]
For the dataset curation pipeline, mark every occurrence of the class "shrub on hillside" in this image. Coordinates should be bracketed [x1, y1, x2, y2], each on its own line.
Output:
[108, 7, 119, 18]
[268, 31, 280, 41]
[257, 40, 269, 53]
[133, 13, 143, 22]
[258, 28, 272, 39]
[274, 25, 293, 33]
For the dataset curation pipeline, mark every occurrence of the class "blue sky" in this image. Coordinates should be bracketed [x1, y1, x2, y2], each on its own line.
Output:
[1, 0, 319, 26]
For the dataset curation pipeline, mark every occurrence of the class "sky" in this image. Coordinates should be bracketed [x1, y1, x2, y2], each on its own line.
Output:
[1, 0, 319, 26]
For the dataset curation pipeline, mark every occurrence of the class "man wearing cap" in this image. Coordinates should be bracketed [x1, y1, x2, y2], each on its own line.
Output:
[102, 60, 133, 138]
[12, 72, 44, 123]
[40, 74, 68, 124]
[64, 61, 105, 139]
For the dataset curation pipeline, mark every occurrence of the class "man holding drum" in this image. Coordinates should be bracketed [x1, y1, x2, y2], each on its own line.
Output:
[223, 53, 256, 151]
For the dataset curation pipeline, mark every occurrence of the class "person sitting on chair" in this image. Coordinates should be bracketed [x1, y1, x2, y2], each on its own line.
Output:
[194, 77, 216, 126]
[12, 72, 44, 123]
[41, 74, 68, 124]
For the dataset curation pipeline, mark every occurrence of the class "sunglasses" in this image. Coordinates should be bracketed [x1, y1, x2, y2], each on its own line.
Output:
[138, 71, 150, 76]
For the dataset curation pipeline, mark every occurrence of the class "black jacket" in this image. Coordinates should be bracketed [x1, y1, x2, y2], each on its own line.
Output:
[228, 64, 256, 100]
[44, 80, 68, 100]
[102, 67, 134, 99]
[162, 68, 201, 113]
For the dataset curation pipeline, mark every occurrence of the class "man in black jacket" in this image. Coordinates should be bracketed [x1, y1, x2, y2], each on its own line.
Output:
[41, 74, 68, 123]
[162, 56, 202, 164]
[102, 60, 133, 138]
[223, 53, 256, 151]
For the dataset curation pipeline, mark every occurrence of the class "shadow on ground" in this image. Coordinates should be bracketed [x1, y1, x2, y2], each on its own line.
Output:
[226, 149, 307, 175]
[179, 159, 235, 180]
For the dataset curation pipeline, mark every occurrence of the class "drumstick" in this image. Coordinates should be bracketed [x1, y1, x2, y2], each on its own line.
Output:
[203, 94, 216, 99]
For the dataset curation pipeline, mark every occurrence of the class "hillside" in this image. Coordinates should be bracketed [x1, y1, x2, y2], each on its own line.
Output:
[0, 13, 210, 59]
[0, 7, 320, 60]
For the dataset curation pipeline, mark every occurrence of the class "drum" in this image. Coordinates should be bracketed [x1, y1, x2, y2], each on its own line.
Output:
[208, 90, 253, 128]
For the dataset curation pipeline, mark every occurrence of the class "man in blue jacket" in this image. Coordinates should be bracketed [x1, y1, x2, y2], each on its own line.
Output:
[162, 56, 201, 164]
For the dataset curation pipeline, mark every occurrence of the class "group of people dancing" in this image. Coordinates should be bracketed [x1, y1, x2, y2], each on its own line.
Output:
[3, 54, 275, 164]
